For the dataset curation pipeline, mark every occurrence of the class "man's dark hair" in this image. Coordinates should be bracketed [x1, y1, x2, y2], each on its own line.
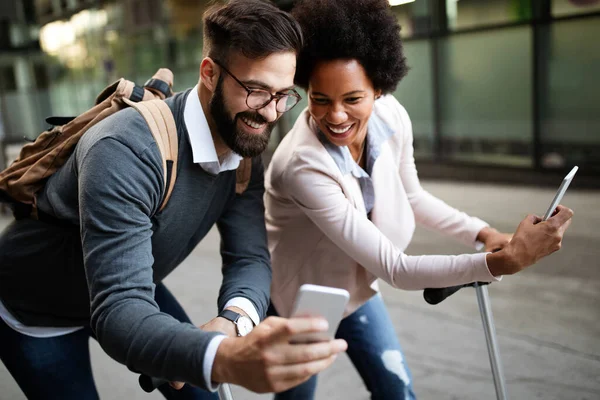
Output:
[203, 0, 304, 64]
[292, 0, 408, 94]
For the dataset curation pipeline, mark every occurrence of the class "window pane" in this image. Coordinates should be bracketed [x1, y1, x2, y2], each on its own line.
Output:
[542, 17, 600, 171]
[131, 32, 166, 82]
[393, 40, 434, 158]
[390, 0, 432, 38]
[447, 0, 531, 30]
[0, 65, 17, 91]
[1, 89, 52, 141]
[438, 27, 533, 166]
[552, 0, 600, 17]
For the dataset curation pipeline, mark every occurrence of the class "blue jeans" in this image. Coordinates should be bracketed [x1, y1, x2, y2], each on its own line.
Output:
[0, 283, 218, 400]
[272, 294, 416, 400]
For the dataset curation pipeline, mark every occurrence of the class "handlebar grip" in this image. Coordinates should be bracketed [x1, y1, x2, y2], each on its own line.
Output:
[423, 285, 467, 305]
[139, 374, 168, 393]
[423, 281, 491, 305]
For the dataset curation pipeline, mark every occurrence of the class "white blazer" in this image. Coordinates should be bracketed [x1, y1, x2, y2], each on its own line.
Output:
[265, 95, 499, 318]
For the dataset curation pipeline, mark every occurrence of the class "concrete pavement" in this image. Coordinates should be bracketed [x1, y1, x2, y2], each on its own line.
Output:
[1, 180, 599, 400]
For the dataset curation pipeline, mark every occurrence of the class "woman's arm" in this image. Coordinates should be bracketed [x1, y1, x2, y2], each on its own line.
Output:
[283, 152, 497, 290]
[283, 149, 572, 289]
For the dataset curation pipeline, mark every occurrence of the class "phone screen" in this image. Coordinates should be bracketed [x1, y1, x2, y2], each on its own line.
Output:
[543, 166, 578, 221]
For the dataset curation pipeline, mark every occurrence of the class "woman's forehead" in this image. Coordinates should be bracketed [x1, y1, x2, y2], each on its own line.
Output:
[309, 59, 373, 94]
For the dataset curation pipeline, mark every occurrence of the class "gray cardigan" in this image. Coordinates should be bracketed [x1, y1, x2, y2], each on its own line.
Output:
[0, 89, 272, 389]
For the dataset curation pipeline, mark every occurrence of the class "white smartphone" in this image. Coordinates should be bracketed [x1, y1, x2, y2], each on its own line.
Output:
[543, 166, 578, 221]
[290, 284, 350, 343]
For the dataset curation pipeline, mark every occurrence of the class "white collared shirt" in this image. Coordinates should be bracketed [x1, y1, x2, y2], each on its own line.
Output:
[184, 84, 243, 174]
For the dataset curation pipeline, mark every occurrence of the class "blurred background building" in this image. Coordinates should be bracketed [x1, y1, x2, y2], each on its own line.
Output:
[0, 0, 598, 186]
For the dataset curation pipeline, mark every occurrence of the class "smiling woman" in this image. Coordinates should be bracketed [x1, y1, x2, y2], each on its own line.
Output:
[307, 59, 380, 165]
[263, 0, 574, 400]
[291, 0, 407, 166]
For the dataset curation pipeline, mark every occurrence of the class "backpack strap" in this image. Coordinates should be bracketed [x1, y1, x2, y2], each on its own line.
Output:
[236, 158, 252, 194]
[123, 98, 178, 212]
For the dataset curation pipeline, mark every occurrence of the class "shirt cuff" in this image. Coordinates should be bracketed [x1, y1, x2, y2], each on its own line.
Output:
[481, 252, 503, 282]
[224, 297, 260, 326]
[203, 334, 227, 392]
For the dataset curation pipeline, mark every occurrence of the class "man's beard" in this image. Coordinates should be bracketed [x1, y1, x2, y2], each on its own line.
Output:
[209, 80, 276, 158]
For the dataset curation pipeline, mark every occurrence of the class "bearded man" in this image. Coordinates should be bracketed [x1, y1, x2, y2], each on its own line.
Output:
[0, 1, 347, 399]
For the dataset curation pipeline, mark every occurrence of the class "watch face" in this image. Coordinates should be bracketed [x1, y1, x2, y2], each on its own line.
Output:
[236, 316, 254, 336]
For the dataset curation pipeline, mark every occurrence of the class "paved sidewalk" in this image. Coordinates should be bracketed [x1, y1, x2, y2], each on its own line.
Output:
[1, 180, 599, 400]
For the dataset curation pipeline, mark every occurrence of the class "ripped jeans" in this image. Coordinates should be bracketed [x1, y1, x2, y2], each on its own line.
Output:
[272, 294, 416, 400]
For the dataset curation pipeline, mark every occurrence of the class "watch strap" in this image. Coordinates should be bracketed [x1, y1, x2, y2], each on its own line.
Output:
[218, 309, 240, 323]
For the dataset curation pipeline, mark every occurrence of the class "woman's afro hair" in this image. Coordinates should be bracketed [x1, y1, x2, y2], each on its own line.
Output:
[292, 0, 408, 94]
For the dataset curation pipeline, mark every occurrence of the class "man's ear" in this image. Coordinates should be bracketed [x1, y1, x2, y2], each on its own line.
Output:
[200, 58, 219, 93]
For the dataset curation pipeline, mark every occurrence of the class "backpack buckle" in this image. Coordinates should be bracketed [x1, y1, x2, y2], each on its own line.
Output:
[144, 78, 172, 98]
[130, 85, 145, 102]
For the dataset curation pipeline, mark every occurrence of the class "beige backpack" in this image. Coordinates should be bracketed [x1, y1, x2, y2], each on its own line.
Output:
[0, 69, 251, 220]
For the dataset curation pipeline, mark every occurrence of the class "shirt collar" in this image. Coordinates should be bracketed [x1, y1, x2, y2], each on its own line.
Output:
[184, 85, 243, 174]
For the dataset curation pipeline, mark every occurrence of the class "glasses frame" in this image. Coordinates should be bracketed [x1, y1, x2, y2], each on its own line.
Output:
[213, 59, 302, 113]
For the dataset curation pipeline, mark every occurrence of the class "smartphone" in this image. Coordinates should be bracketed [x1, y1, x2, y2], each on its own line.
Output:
[289, 284, 350, 343]
[543, 166, 578, 221]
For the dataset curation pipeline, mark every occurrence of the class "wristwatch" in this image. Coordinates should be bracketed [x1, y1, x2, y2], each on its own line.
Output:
[218, 309, 254, 337]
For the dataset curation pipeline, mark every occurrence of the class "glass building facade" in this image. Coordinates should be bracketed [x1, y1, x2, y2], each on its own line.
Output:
[1, 0, 599, 182]
[391, 0, 600, 177]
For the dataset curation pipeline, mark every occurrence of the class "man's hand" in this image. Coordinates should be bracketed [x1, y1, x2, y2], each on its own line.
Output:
[212, 316, 347, 393]
[486, 205, 573, 276]
[169, 307, 251, 390]
[477, 227, 513, 253]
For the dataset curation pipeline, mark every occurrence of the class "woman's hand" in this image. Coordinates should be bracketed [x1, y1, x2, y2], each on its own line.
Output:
[486, 205, 574, 276]
[477, 227, 513, 252]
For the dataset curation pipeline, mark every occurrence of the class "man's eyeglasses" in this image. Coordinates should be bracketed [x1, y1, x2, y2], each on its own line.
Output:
[213, 59, 302, 113]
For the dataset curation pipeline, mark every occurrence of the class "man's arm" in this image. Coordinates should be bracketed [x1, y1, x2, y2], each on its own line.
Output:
[77, 134, 219, 389]
[216, 157, 272, 322]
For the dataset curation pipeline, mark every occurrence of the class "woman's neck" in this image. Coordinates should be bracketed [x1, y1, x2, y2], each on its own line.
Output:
[350, 131, 368, 167]
[351, 141, 366, 169]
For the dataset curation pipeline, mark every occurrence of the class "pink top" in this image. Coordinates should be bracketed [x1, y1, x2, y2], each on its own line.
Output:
[265, 95, 499, 318]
